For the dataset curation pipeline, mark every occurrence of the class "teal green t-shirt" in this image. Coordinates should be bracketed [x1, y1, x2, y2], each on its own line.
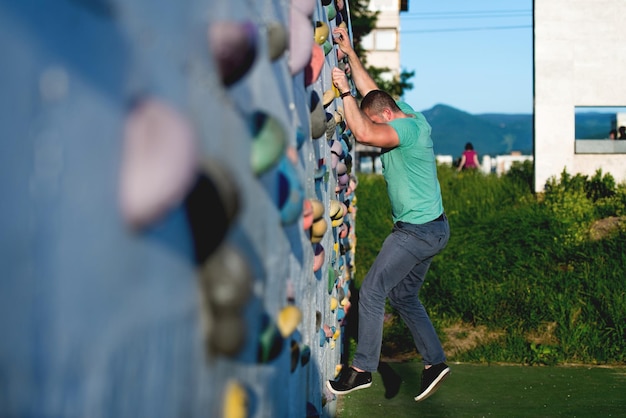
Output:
[380, 101, 444, 224]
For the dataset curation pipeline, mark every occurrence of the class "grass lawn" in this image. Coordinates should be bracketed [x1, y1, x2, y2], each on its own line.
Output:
[336, 362, 626, 417]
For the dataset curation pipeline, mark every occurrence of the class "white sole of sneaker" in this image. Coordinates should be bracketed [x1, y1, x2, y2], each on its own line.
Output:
[414, 367, 450, 402]
[326, 380, 372, 395]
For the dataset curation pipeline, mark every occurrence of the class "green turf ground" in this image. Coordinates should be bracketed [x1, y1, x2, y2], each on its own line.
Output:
[336, 362, 626, 417]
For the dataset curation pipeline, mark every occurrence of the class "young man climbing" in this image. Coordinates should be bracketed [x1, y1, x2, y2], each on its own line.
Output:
[327, 26, 451, 403]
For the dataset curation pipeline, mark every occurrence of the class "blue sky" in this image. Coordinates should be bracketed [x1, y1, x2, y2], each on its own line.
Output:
[399, 0, 533, 115]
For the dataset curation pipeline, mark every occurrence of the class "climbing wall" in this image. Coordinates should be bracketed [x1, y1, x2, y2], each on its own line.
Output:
[0, 0, 357, 417]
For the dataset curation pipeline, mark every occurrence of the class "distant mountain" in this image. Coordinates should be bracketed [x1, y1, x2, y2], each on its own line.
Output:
[420, 104, 533, 158]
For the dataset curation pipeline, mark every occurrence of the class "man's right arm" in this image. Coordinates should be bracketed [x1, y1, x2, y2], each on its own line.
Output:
[333, 27, 378, 97]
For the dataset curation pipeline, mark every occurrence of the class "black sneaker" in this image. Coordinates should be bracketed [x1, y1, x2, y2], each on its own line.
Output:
[326, 366, 372, 395]
[414, 363, 450, 402]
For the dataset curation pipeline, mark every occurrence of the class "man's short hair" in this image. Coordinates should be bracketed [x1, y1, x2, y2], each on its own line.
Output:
[360, 90, 401, 115]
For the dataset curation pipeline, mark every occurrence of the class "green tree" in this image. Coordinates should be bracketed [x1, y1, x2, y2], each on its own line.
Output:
[365, 66, 415, 99]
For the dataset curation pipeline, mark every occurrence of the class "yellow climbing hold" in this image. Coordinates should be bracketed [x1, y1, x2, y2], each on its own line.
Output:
[314, 21, 330, 45]
[322, 89, 336, 107]
[277, 305, 302, 338]
[311, 198, 324, 220]
[311, 218, 327, 243]
[329, 296, 338, 311]
[331, 216, 343, 228]
[332, 328, 341, 340]
[329, 199, 342, 219]
[335, 364, 342, 377]
[223, 380, 248, 418]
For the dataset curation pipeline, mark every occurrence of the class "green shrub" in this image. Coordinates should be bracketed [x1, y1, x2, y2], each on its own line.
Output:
[504, 159, 534, 193]
[587, 169, 616, 202]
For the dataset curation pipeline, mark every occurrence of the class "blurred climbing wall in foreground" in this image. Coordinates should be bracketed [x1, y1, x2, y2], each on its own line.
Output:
[0, 0, 358, 417]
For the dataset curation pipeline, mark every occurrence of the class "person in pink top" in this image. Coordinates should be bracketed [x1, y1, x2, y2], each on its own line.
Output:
[457, 142, 480, 171]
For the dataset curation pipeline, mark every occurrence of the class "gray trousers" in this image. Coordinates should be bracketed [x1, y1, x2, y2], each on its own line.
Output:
[352, 215, 450, 372]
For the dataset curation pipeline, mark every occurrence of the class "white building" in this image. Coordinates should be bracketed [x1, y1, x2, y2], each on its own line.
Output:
[534, 0, 626, 192]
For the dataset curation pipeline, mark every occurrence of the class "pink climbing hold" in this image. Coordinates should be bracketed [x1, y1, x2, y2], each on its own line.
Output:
[289, 9, 314, 76]
[119, 98, 197, 230]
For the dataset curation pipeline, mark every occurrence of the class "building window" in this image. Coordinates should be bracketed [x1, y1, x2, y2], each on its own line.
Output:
[575, 106, 626, 153]
[362, 29, 398, 52]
